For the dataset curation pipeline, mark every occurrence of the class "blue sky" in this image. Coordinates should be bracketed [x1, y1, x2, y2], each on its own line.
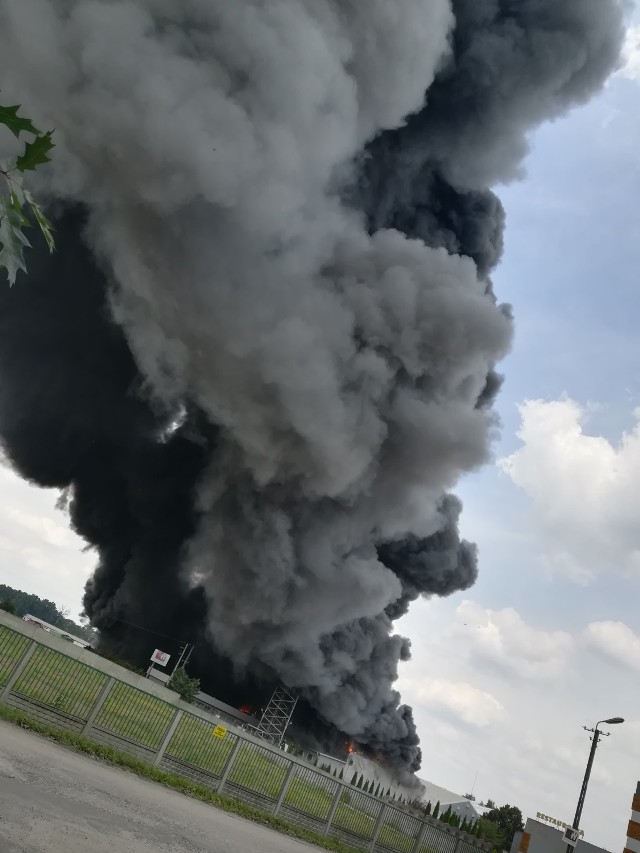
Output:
[2, 7, 640, 852]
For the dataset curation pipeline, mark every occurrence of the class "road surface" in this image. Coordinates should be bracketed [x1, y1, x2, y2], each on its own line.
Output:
[0, 719, 317, 852]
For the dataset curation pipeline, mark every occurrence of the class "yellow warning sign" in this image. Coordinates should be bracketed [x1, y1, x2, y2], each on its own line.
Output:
[213, 725, 227, 739]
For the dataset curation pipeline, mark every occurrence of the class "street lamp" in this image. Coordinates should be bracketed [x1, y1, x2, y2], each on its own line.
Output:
[565, 717, 624, 851]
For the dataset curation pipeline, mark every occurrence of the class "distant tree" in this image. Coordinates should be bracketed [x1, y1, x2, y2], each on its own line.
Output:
[485, 799, 496, 810]
[0, 584, 94, 642]
[442, 806, 452, 822]
[0, 598, 16, 614]
[463, 793, 476, 801]
[477, 818, 504, 847]
[461, 818, 468, 833]
[363, 781, 369, 793]
[333, 769, 337, 777]
[168, 667, 200, 703]
[482, 804, 524, 849]
[433, 801, 440, 819]
[339, 768, 344, 780]
[386, 787, 391, 797]
[424, 801, 432, 816]
[357, 774, 363, 789]
[351, 772, 358, 786]
[374, 783, 380, 797]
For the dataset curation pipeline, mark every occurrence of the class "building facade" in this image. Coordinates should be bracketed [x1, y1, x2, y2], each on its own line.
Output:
[511, 818, 611, 853]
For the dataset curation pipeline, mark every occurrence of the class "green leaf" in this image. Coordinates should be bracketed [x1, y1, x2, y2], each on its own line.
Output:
[0, 188, 32, 284]
[24, 188, 55, 253]
[16, 131, 55, 172]
[0, 104, 40, 139]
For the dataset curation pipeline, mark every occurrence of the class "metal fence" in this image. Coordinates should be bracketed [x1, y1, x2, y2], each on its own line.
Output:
[0, 623, 489, 853]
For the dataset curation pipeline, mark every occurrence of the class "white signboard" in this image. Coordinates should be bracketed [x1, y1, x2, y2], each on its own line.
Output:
[150, 649, 171, 667]
[563, 826, 579, 848]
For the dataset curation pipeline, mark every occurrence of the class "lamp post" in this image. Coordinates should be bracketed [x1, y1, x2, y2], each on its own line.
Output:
[565, 717, 624, 851]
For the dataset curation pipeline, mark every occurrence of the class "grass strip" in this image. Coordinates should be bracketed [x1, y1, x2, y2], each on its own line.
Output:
[0, 703, 365, 853]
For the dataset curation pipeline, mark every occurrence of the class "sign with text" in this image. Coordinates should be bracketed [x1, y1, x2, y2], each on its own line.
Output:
[150, 649, 171, 667]
[536, 813, 584, 838]
[213, 725, 227, 739]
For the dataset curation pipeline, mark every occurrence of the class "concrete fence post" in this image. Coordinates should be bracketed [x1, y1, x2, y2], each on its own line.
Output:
[81, 677, 115, 736]
[324, 782, 344, 836]
[272, 761, 296, 816]
[368, 803, 388, 853]
[0, 640, 37, 702]
[412, 820, 428, 853]
[217, 736, 243, 793]
[452, 834, 468, 853]
[153, 708, 183, 767]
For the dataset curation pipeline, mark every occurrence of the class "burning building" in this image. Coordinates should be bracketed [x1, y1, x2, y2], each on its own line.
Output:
[0, 1, 624, 772]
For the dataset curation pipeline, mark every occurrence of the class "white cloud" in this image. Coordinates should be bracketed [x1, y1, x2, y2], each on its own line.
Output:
[453, 601, 574, 680]
[584, 620, 640, 672]
[406, 677, 506, 728]
[0, 459, 94, 614]
[618, 25, 640, 83]
[499, 398, 640, 583]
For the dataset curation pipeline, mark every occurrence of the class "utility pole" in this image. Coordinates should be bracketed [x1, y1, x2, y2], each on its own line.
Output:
[171, 642, 193, 675]
[566, 717, 623, 852]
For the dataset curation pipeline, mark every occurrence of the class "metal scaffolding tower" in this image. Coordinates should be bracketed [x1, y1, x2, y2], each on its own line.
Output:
[254, 686, 298, 746]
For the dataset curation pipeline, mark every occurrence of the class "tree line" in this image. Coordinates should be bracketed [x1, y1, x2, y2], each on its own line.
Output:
[0, 584, 94, 642]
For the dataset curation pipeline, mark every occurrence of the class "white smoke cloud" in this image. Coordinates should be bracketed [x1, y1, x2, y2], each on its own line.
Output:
[500, 398, 640, 583]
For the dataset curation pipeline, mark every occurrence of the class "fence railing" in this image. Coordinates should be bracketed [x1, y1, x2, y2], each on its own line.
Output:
[0, 616, 489, 853]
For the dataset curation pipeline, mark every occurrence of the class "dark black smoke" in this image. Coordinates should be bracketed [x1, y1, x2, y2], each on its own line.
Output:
[380, 495, 478, 622]
[0, 0, 624, 773]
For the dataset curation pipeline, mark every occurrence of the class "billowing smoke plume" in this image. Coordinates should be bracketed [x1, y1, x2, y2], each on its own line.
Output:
[0, 1, 623, 770]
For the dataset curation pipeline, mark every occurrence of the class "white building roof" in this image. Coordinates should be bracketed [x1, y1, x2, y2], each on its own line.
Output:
[418, 779, 481, 821]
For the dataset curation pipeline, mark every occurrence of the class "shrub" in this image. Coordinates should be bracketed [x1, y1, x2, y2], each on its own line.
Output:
[168, 667, 200, 703]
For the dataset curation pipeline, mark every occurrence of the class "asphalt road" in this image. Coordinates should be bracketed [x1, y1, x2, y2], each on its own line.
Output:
[0, 719, 316, 852]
